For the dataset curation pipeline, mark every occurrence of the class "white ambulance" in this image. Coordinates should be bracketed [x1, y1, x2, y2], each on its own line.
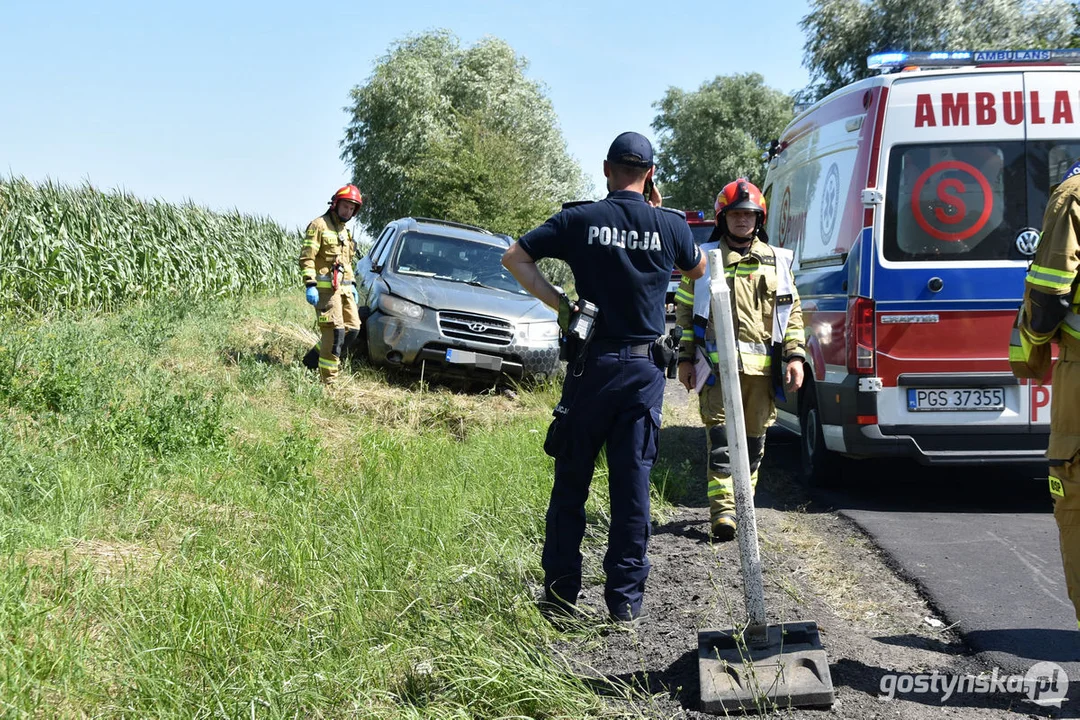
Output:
[764, 49, 1078, 483]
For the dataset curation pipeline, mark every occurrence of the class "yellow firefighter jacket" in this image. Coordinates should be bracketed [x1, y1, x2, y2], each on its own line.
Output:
[674, 234, 806, 376]
[299, 212, 356, 289]
[1014, 174, 1080, 457]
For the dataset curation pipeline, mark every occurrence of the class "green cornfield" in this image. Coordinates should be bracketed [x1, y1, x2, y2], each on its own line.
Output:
[0, 176, 300, 314]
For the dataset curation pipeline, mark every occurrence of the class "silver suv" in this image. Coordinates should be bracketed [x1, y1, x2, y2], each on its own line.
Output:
[354, 217, 561, 381]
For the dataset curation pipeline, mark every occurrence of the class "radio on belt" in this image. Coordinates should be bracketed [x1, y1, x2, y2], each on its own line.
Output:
[566, 300, 598, 343]
[557, 291, 599, 363]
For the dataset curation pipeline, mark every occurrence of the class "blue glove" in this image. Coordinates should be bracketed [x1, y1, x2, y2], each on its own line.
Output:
[351, 286, 359, 307]
[305, 286, 319, 306]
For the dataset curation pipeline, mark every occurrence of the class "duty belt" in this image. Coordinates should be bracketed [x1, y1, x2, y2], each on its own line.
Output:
[590, 340, 652, 356]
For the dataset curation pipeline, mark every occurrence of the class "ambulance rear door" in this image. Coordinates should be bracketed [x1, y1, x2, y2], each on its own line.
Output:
[872, 70, 1037, 454]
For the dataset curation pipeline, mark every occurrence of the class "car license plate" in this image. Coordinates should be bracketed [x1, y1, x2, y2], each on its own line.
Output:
[445, 348, 503, 371]
[906, 387, 1005, 412]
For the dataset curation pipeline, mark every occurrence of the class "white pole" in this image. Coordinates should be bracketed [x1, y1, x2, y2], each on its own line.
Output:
[707, 249, 768, 644]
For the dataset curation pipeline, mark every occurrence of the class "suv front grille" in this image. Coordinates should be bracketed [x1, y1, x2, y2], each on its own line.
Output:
[438, 311, 514, 346]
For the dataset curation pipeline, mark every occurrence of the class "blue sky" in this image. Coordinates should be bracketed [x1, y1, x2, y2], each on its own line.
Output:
[1, 0, 811, 236]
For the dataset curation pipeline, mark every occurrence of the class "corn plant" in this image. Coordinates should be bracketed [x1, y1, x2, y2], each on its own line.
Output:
[0, 176, 300, 314]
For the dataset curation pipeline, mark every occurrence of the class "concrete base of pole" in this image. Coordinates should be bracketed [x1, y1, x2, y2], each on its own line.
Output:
[698, 621, 834, 713]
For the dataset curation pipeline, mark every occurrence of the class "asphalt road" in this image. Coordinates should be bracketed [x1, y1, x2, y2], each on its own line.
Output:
[803, 451, 1080, 681]
[660, 318, 1079, 686]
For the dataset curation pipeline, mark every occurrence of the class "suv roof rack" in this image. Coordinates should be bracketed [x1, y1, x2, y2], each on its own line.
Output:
[411, 217, 494, 235]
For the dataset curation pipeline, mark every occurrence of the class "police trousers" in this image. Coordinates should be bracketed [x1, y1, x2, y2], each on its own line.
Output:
[1049, 356, 1080, 627]
[698, 373, 776, 523]
[316, 285, 361, 384]
[541, 345, 665, 619]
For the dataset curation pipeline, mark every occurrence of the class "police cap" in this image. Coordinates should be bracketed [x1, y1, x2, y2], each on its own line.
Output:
[606, 131, 654, 168]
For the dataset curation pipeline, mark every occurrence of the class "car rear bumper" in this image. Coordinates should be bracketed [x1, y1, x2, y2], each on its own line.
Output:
[846, 424, 1049, 466]
[813, 376, 1050, 467]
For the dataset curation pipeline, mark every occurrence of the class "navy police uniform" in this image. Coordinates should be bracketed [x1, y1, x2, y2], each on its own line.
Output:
[519, 144, 700, 621]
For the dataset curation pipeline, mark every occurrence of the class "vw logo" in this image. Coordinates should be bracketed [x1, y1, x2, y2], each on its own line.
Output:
[468, 322, 488, 333]
[1016, 228, 1041, 256]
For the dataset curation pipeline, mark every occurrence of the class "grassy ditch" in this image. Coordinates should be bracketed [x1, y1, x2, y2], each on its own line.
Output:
[0, 291, 670, 718]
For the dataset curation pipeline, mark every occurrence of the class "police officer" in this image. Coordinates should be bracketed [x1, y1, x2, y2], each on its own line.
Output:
[299, 185, 363, 384]
[674, 179, 806, 541]
[1012, 163, 1080, 627]
[502, 132, 705, 623]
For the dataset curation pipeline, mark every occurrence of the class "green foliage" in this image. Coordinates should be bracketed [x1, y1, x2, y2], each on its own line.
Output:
[0, 176, 300, 315]
[801, 0, 1077, 101]
[341, 30, 589, 239]
[651, 73, 794, 210]
[410, 111, 559, 240]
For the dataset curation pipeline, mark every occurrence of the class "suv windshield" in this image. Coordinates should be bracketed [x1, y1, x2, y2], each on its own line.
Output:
[393, 231, 528, 295]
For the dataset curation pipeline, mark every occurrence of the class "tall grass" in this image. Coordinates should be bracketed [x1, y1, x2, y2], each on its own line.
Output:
[0, 292, 639, 717]
[0, 176, 299, 314]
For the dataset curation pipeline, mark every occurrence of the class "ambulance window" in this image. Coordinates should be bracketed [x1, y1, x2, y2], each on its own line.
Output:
[1027, 141, 1080, 230]
[884, 142, 1026, 261]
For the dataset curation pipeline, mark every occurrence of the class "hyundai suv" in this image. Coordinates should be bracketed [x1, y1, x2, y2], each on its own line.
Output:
[354, 217, 561, 381]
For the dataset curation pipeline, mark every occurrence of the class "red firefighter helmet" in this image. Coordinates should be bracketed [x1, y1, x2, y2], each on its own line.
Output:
[330, 184, 363, 209]
[714, 179, 766, 223]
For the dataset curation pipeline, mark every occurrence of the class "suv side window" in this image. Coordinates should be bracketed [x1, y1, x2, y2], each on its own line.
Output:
[374, 228, 397, 270]
[368, 226, 394, 262]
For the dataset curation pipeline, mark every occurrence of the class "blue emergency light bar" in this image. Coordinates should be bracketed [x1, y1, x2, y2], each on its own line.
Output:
[867, 48, 1080, 70]
[685, 210, 706, 221]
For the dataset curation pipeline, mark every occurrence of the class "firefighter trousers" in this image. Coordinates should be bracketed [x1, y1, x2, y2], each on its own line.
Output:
[541, 345, 665, 621]
[1049, 358, 1080, 628]
[316, 285, 361, 384]
[698, 373, 776, 523]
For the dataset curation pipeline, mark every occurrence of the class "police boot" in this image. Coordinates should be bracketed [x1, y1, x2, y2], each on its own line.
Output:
[711, 513, 737, 542]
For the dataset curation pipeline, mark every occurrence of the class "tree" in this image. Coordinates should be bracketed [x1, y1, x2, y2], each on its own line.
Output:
[341, 31, 588, 239]
[650, 74, 793, 211]
[801, 0, 1076, 101]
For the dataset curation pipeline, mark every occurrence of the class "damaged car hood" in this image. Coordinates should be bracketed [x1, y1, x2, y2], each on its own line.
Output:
[384, 273, 555, 322]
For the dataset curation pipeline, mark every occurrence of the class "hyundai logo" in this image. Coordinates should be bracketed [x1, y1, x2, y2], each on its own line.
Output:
[1016, 228, 1041, 256]
[468, 322, 488, 333]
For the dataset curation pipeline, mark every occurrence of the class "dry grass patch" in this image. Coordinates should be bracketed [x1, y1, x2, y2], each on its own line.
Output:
[143, 488, 259, 527]
[23, 538, 166, 580]
[763, 512, 898, 629]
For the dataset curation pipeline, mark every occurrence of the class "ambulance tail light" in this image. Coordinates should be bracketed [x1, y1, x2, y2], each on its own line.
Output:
[846, 297, 875, 374]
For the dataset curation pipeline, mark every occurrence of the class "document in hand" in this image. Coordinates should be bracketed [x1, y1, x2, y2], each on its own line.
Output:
[694, 346, 712, 394]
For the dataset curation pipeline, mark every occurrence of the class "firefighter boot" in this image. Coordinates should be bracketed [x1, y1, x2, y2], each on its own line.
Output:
[712, 513, 737, 541]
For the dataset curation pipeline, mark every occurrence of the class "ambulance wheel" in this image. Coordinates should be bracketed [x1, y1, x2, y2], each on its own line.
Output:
[798, 383, 840, 487]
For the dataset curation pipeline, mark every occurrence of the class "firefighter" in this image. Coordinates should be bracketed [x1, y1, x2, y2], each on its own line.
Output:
[502, 132, 705, 624]
[674, 179, 806, 541]
[1012, 164, 1080, 627]
[299, 184, 363, 384]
